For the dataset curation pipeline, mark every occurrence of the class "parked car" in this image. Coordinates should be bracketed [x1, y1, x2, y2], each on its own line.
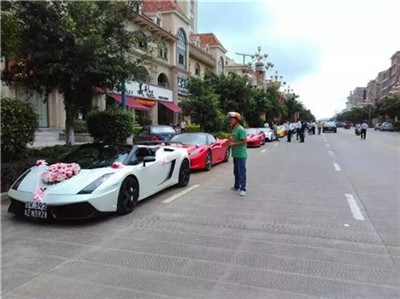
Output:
[276, 125, 287, 138]
[322, 121, 337, 133]
[380, 122, 394, 131]
[133, 125, 177, 142]
[170, 133, 229, 171]
[258, 127, 276, 142]
[374, 123, 382, 131]
[245, 128, 265, 147]
[8, 143, 190, 220]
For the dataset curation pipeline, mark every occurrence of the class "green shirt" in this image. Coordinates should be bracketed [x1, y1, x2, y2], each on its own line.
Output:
[231, 125, 248, 158]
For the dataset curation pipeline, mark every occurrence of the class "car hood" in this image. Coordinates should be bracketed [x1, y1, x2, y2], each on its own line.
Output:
[181, 144, 205, 154]
[16, 166, 120, 195]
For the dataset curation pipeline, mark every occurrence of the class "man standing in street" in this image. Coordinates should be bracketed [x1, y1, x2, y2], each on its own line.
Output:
[228, 112, 247, 196]
[360, 120, 368, 140]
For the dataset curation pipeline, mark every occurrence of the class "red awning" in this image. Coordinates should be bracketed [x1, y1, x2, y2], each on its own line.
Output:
[159, 101, 182, 113]
[111, 94, 149, 111]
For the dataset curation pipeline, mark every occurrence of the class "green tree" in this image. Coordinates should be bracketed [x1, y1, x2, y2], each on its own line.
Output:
[204, 71, 251, 115]
[1, 1, 149, 144]
[376, 96, 400, 120]
[184, 76, 225, 132]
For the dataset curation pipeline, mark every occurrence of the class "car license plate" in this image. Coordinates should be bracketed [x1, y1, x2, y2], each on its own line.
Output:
[24, 202, 47, 219]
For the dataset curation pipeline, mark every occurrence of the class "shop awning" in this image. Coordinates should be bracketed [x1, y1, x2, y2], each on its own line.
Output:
[111, 94, 149, 111]
[159, 101, 182, 113]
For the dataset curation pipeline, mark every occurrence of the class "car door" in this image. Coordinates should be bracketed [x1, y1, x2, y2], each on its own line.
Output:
[208, 134, 224, 163]
[128, 147, 170, 199]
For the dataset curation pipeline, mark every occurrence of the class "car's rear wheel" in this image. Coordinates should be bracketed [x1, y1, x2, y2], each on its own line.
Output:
[205, 151, 212, 171]
[116, 176, 139, 215]
[177, 159, 190, 187]
[223, 147, 230, 162]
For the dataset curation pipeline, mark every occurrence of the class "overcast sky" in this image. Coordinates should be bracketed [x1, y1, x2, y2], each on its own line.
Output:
[198, 0, 400, 119]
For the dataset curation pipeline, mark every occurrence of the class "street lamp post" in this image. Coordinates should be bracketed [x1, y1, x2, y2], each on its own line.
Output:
[236, 46, 274, 85]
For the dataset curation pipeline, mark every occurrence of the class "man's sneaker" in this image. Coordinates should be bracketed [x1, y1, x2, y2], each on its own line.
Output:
[231, 187, 240, 191]
[240, 190, 246, 196]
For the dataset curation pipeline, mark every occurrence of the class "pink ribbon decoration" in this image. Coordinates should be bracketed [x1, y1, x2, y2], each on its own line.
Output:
[33, 187, 46, 203]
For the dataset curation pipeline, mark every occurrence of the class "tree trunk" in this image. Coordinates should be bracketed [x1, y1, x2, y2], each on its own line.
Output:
[64, 93, 76, 145]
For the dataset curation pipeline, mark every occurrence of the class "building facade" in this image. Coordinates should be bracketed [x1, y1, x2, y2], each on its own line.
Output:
[343, 51, 400, 112]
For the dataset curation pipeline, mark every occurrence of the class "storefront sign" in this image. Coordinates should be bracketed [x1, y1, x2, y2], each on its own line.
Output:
[123, 81, 173, 102]
[177, 76, 188, 96]
[135, 98, 156, 107]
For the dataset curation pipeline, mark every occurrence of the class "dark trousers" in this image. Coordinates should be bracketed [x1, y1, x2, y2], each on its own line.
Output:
[318, 127, 321, 135]
[233, 158, 247, 191]
[300, 132, 305, 142]
[296, 128, 300, 140]
[287, 130, 292, 142]
[361, 129, 367, 140]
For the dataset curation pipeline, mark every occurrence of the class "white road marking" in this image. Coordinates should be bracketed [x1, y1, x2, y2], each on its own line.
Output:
[324, 139, 327, 142]
[345, 194, 365, 221]
[274, 143, 278, 146]
[333, 163, 341, 171]
[162, 184, 200, 203]
[326, 143, 330, 147]
[260, 149, 267, 153]
[328, 150, 334, 155]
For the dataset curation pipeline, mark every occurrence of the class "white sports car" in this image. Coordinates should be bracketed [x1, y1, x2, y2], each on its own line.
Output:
[8, 143, 190, 220]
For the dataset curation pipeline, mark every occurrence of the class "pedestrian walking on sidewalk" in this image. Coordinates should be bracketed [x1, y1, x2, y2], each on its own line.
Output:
[227, 112, 247, 196]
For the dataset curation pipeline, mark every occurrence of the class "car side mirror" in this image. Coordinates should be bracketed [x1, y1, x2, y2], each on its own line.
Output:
[143, 156, 156, 167]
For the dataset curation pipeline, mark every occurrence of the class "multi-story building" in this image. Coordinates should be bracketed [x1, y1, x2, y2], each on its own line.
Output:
[343, 50, 400, 112]
[345, 87, 367, 110]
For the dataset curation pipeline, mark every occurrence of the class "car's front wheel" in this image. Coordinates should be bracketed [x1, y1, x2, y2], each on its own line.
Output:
[224, 147, 230, 162]
[204, 151, 212, 171]
[116, 176, 139, 215]
[177, 159, 190, 187]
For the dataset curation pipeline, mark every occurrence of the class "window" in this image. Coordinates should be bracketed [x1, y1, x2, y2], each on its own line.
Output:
[159, 43, 168, 61]
[195, 64, 200, 76]
[154, 12, 162, 27]
[177, 29, 187, 68]
[218, 57, 224, 75]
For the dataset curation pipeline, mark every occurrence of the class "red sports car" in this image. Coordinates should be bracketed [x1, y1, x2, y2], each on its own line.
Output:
[245, 128, 265, 147]
[170, 133, 230, 171]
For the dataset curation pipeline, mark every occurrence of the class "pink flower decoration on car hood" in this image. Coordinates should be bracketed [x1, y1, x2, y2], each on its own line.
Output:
[111, 162, 124, 169]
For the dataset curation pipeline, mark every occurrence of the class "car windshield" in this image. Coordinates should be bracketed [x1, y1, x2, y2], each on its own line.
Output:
[325, 122, 335, 126]
[60, 144, 132, 169]
[150, 126, 176, 134]
[245, 128, 258, 134]
[171, 133, 207, 145]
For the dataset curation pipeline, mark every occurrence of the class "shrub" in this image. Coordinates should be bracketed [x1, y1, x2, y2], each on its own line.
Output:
[186, 124, 201, 132]
[133, 126, 143, 134]
[138, 115, 152, 126]
[1, 97, 39, 162]
[73, 120, 88, 133]
[86, 107, 135, 143]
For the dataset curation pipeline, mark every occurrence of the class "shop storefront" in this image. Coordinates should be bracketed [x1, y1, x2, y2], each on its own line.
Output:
[111, 81, 180, 125]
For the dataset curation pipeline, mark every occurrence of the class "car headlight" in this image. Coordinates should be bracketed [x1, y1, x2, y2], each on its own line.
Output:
[190, 148, 203, 156]
[78, 173, 113, 194]
[11, 169, 32, 190]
